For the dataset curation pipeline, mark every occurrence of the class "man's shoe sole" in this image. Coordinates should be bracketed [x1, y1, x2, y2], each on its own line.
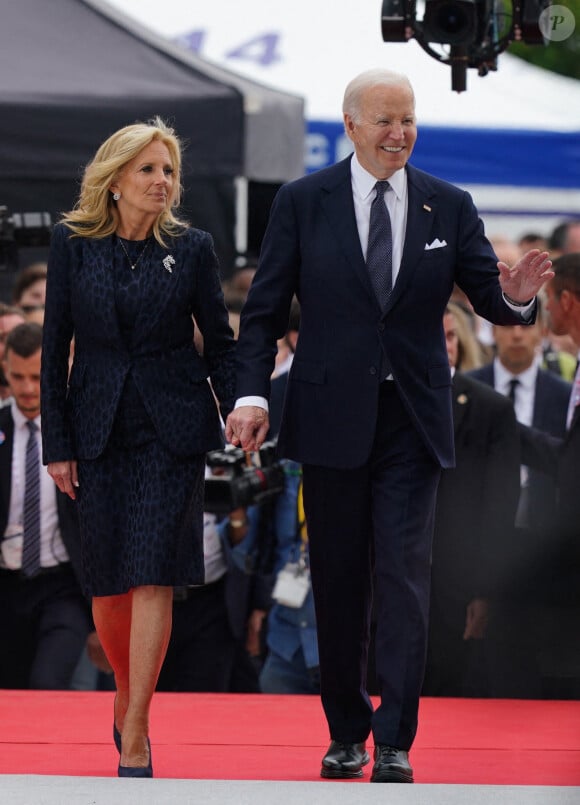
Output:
[320, 751, 370, 779]
[370, 768, 414, 783]
[320, 766, 364, 779]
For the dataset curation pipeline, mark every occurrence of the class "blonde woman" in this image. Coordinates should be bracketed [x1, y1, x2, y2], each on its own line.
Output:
[41, 119, 235, 777]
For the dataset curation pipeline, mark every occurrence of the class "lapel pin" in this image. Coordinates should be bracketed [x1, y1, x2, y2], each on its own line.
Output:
[423, 204, 432, 212]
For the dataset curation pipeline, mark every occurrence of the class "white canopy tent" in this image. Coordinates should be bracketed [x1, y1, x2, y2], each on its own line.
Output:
[110, 0, 580, 240]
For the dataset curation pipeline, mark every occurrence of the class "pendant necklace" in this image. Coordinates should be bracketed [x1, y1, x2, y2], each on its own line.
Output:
[117, 235, 152, 271]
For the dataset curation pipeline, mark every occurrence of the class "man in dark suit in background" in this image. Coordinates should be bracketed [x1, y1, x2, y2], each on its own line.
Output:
[156, 508, 267, 694]
[226, 68, 553, 783]
[518, 253, 580, 698]
[0, 323, 90, 689]
[469, 301, 571, 696]
[470, 301, 570, 539]
[423, 304, 521, 698]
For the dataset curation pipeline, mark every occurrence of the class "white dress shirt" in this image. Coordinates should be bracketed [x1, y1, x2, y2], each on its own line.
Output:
[236, 155, 532, 411]
[235, 156, 408, 411]
[493, 356, 540, 490]
[350, 152, 408, 285]
[493, 357, 538, 428]
[3, 406, 69, 569]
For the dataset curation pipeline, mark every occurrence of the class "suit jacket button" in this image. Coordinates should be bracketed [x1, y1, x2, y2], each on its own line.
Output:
[378, 323, 385, 332]
[370, 367, 377, 375]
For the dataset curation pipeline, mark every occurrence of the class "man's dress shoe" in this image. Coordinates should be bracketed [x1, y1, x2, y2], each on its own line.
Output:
[320, 740, 370, 779]
[370, 745, 414, 783]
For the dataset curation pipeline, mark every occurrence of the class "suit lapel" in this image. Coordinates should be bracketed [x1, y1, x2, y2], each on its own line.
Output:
[0, 410, 14, 533]
[84, 237, 122, 341]
[452, 373, 470, 434]
[85, 236, 181, 346]
[319, 159, 378, 307]
[385, 165, 438, 314]
[130, 238, 180, 343]
[533, 372, 547, 429]
[319, 160, 442, 316]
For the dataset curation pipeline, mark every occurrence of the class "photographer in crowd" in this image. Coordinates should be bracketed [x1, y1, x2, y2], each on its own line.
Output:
[205, 445, 319, 696]
[156, 503, 269, 693]
[257, 457, 319, 694]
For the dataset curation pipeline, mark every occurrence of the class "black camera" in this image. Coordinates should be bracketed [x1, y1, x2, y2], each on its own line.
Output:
[0, 206, 53, 255]
[0, 206, 53, 299]
[381, 0, 551, 92]
[204, 439, 285, 515]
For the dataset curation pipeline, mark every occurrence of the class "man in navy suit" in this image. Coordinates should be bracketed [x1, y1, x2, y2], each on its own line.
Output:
[0, 323, 90, 689]
[508, 254, 580, 697]
[470, 303, 570, 535]
[226, 68, 553, 783]
[423, 305, 521, 698]
[469, 303, 571, 697]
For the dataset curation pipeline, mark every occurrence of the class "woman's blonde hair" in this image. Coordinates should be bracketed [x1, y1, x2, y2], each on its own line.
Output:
[446, 300, 485, 372]
[61, 117, 187, 245]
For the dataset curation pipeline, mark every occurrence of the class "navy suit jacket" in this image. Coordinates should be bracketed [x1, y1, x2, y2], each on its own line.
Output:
[469, 363, 570, 532]
[0, 406, 83, 582]
[432, 372, 520, 602]
[519, 406, 580, 604]
[236, 157, 528, 469]
[41, 224, 235, 462]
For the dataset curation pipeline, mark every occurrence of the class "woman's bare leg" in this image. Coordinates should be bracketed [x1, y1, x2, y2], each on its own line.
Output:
[93, 586, 173, 767]
[121, 585, 174, 766]
[92, 592, 133, 734]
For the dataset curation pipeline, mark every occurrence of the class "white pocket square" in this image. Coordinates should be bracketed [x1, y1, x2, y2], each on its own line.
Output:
[424, 238, 447, 250]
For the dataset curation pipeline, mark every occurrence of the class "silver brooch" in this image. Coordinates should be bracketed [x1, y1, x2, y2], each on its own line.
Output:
[162, 255, 175, 273]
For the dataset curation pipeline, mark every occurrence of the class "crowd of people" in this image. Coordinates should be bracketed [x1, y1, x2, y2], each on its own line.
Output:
[1, 68, 579, 783]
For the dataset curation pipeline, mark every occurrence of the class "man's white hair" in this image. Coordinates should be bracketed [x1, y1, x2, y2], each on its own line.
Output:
[343, 68, 415, 123]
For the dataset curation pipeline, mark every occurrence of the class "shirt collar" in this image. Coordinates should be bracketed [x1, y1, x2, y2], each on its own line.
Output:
[494, 357, 539, 392]
[350, 152, 406, 203]
[11, 404, 40, 432]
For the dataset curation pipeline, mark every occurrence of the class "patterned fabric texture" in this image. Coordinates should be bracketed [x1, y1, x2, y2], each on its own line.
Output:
[41, 225, 236, 594]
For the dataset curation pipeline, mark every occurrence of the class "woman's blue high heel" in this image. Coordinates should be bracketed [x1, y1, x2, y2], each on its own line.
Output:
[118, 738, 153, 778]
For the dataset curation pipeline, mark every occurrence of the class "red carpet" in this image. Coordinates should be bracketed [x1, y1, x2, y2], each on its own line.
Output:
[0, 691, 579, 784]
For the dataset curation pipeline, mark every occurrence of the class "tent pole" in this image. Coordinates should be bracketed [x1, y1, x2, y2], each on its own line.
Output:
[234, 176, 248, 257]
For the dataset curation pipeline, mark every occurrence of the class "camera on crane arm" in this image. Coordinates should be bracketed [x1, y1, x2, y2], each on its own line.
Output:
[380, 0, 552, 92]
[204, 439, 286, 516]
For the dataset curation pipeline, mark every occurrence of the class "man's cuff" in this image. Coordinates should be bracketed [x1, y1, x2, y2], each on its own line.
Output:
[503, 293, 536, 321]
[234, 396, 269, 411]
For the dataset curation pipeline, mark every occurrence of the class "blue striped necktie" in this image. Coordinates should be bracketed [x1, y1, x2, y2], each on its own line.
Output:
[366, 180, 393, 311]
[22, 419, 41, 577]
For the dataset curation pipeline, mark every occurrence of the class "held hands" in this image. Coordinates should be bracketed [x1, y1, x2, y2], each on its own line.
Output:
[47, 460, 79, 500]
[497, 248, 554, 304]
[225, 406, 270, 451]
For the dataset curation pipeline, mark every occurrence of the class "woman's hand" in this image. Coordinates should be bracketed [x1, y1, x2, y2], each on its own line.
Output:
[47, 460, 79, 500]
